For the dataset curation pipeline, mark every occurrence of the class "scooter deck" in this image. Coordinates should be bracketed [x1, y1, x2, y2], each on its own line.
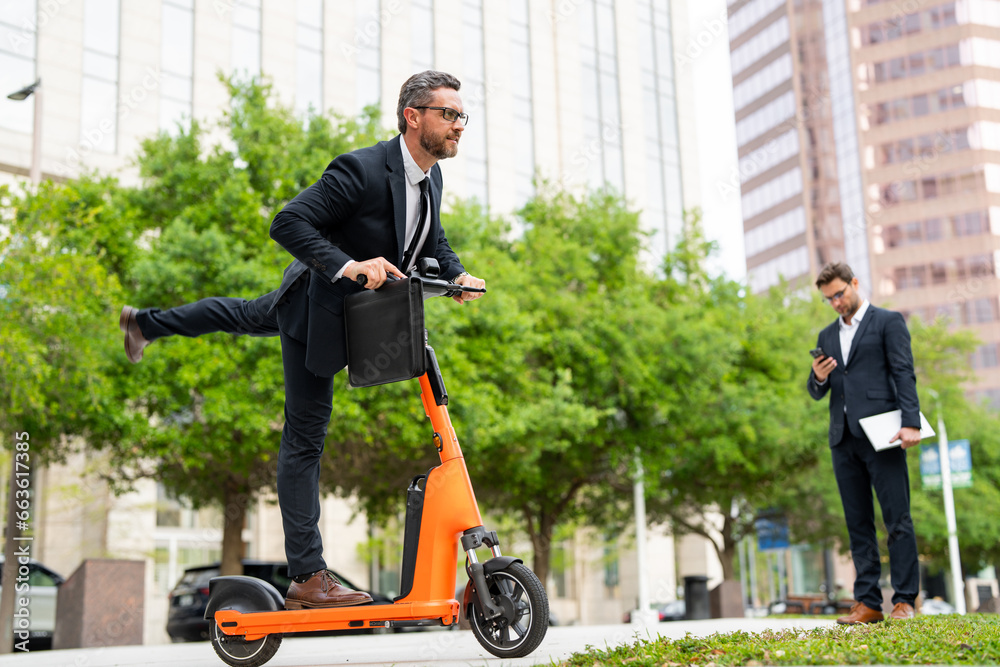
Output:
[215, 599, 460, 640]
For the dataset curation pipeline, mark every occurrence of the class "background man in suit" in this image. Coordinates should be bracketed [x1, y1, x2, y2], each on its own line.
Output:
[807, 262, 920, 624]
[120, 71, 485, 608]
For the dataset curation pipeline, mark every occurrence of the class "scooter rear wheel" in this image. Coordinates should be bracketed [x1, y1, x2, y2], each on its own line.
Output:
[469, 562, 548, 658]
[210, 622, 282, 667]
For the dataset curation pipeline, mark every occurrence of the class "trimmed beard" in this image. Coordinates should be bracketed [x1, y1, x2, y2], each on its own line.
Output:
[420, 132, 458, 160]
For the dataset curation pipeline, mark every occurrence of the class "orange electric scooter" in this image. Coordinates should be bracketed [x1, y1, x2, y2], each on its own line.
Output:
[206, 260, 548, 667]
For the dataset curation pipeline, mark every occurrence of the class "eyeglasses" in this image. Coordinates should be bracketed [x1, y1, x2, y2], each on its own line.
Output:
[411, 106, 469, 126]
[825, 287, 849, 303]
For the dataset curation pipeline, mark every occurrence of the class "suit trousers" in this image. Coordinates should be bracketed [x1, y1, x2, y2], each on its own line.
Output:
[831, 429, 919, 610]
[276, 333, 334, 578]
[135, 292, 333, 577]
[135, 291, 280, 339]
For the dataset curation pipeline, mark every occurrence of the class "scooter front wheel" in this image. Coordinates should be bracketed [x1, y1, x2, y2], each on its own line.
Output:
[469, 562, 548, 658]
[210, 622, 282, 667]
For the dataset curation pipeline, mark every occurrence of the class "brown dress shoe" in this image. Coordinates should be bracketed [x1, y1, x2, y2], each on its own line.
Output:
[120, 305, 150, 363]
[284, 570, 373, 609]
[836, 602, 884, 625]
[889, 602, 915, 619]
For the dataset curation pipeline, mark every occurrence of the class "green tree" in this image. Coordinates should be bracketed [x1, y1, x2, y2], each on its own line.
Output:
[642, 218, 831, 580]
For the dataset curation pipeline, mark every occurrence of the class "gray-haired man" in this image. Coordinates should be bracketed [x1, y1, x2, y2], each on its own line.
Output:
[120, 71, 485, 607]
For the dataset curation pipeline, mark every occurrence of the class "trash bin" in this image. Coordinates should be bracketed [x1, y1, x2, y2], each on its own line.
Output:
[684, 575, 710, 620]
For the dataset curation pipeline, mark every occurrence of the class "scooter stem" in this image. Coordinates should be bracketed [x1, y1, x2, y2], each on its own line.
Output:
[419, 372, 464, 464]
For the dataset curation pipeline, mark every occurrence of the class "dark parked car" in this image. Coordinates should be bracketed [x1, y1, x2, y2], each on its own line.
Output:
[622, 599, 685, 623]
[167, 560, 391, 642]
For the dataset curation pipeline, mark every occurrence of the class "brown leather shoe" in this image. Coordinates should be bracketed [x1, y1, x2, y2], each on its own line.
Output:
[120, 305, 150, 363]
[284, 570, 373, 609]
[889, 602, 915, 619]
[836, 601, 884, 625]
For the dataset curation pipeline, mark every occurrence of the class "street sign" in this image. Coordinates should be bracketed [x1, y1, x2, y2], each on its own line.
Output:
[756, 516, 789, 551]
[920, 439, 972, 490]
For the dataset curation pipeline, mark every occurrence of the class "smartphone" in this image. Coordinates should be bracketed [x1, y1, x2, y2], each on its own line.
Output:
[810, 347, 825, 359]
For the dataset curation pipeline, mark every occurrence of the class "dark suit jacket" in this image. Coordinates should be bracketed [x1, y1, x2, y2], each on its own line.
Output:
[267, 135, 465, 376]
[807, 305, 920, 447]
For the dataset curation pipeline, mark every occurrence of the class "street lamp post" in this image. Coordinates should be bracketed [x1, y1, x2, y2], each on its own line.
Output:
[630, 449, 658, 626]
[927, 388, 966, 614]
[6, 79, 43, 185]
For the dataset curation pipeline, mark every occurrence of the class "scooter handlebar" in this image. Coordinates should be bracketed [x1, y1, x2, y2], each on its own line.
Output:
[355, 272, 486, 298]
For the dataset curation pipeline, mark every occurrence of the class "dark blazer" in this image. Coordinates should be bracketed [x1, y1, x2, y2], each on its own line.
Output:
[267, 135, 465, 376]
[807, 304, 920, 447]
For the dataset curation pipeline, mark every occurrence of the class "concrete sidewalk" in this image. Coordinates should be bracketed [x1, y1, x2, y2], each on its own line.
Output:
[0, 618, 836, 667]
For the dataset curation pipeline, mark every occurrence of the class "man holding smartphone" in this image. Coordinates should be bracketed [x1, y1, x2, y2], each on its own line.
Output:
[807, 262, 921, 624]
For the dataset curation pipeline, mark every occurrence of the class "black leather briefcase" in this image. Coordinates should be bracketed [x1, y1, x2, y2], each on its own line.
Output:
[344, 278, 426, 388]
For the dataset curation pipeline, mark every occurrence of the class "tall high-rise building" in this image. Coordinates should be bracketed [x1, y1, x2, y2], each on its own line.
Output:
[730, 0, 1000, 405]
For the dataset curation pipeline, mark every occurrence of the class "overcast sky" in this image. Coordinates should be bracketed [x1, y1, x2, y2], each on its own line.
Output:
[687, 0, 746, 282]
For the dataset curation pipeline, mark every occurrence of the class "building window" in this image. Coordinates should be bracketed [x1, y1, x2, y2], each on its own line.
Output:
[741, 167, 803, 220]
[878, 167, 986, 206]
[356, 0, 381, 110]
[877, 128, 970, 165]
[411, 0, 434, 71]
[748, 246, 810, 292]
[733, 53, 793, 111]
[232, 0, 261, 78]
[871, 43, 963, 83]
[579, 0, 624, 191]
[637, 0, 684, 257]
[973, 343, 1000, 369]
[81, 0, 120, 153]
[462, 0, 488, 204]
[296, 0, 323, 115]
[728, 0, 787, 41]
[967, 297, 999, 323]
[0, 0, 37, 134]
[510, 0, 534, 207]
[744, 206, 807, 257]
[736, 91, 796, 145]
[161, 0, 194, 133]
[731, 17, 789, 77]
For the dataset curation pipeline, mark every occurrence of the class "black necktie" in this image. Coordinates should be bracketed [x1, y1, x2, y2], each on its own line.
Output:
[402, 178, 429, 273]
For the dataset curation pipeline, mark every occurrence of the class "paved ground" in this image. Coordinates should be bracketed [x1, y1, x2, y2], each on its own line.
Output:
[0, 618, 836, 667]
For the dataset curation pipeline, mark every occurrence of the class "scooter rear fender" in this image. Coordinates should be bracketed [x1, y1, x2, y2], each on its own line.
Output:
[205, 575, 285, 620]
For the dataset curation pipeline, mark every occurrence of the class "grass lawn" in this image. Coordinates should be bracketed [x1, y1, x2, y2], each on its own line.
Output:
[559, 615, 1000, 666]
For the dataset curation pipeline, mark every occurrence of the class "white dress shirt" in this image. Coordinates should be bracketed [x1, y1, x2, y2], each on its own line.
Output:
[398, 136, 433, 272]
[335, 137, 432, 279]
[839, 299, 870, 364]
